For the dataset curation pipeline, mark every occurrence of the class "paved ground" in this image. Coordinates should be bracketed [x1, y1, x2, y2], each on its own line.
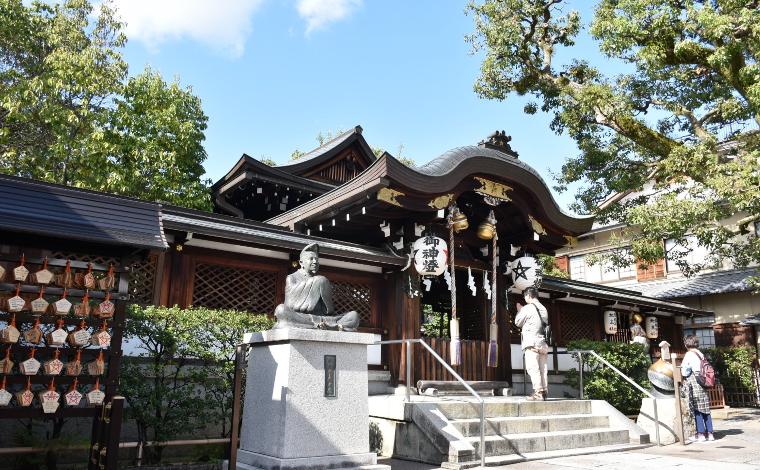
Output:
[378, 408, 760, 470]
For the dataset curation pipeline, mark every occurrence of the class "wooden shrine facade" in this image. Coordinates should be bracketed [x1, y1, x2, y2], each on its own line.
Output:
[147, 129, 710, 386]
[0, 127, 714, 407]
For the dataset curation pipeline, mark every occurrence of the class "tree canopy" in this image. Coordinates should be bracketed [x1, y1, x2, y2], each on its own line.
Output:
[0, 0, 211, 209]
[468, 0, 759, 277]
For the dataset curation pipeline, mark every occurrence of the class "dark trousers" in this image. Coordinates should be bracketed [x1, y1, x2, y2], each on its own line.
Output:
[695, 410, 713, 434]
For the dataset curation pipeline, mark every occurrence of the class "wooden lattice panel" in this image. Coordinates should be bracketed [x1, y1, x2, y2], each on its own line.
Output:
[332, 280, 372, 326]
[49, 251, 120, 267]
[559, 309, 596, 344]
[129, 255, 158, 306]
[192, 263, 277, 314]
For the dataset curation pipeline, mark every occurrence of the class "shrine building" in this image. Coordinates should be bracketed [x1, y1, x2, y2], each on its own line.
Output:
[155, 126, 709, 387]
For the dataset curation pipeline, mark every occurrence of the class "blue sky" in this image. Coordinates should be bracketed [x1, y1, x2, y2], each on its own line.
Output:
[116, 0, 607, 213]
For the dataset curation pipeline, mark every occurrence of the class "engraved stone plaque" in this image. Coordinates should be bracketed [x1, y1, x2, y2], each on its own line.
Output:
[324, 355, 337, 398]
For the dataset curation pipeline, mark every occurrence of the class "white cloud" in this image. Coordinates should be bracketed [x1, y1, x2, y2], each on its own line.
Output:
[296, 0, 362, 35]
[109, 0, 263, 58]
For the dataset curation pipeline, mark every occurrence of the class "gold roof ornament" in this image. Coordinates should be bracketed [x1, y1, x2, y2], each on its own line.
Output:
[428, 193, 455, 209]
[563, 235, 578, 247]
[528, 215, 547, 235]
[376, 187, 405, 207]
[474, 177, 512, 201]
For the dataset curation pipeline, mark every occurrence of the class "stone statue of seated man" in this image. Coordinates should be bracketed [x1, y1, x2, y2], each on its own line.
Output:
[274, 243, 360, 331]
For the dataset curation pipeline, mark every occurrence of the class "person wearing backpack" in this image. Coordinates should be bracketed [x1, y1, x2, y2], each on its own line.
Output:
[515, 287, 549, 401]
[681, 334, 715, 442]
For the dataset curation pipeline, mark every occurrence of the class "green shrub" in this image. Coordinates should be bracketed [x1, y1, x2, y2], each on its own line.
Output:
[563, 340, 651, 415]
[703, 346, 758, 392]
[121, 305, 273, 463]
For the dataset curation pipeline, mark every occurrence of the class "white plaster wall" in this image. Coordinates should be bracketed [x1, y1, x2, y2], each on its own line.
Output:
[676, 291, 760, 325]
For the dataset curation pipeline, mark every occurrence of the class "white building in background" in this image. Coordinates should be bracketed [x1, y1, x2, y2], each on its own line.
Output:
[555, 212, 760, 353]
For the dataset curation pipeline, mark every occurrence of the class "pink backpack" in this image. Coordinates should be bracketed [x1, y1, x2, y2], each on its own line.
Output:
[695, 351, 716, 388]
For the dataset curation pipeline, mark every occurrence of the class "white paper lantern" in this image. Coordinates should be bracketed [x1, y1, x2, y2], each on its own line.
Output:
[511, 256, 541, 291]
[412, 236, 448, 277]
[646, 316, 659, 339]
[604, 310, 618, 335]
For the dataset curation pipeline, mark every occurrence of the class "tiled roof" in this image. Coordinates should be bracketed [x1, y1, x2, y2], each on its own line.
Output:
[541, 276, 710, 316]
[161, 206, 406, 266]
[0, 174, 166, 250]
[621, 268, 758, 299]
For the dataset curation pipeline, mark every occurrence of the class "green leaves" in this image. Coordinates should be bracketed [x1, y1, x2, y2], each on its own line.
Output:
[0, 0, 211, 210]
[121, 305, 273, 462]
[468, 0, 760, 277]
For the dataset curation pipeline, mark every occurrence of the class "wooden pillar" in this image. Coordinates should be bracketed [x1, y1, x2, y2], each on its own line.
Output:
[400, 287, 421, 386]
[497, 273, 511, 382]
[167, 244, 192, 307]
[550, 299, 560, 373]
[384, 271, 403, 387]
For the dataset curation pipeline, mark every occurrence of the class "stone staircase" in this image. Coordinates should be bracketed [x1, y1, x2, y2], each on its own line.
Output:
[369, 396, 652, 468]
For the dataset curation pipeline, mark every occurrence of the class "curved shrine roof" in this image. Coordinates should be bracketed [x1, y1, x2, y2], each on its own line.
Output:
[266, 137, 594, 240]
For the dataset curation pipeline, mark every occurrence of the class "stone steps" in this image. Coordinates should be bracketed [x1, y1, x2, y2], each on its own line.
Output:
[452, 413, 610, 436]
[440, 442, 654, 469]
[437, 399, 592, 420]
[370, 396, 650, 468]
[467, 427, 631, 456]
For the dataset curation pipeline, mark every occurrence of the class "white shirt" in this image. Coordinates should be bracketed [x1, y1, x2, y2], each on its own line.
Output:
[682, 349, 703, 377]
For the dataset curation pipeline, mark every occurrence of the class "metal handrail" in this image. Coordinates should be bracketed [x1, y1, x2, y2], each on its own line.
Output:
[569, 349, 661, 446]
[375, 339, 487, 467]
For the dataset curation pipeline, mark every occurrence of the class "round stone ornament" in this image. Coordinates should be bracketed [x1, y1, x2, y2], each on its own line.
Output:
[647, 358, 675, 391]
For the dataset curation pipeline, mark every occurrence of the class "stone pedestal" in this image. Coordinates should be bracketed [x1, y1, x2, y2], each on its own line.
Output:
[637, 397, 680, 445]
[236, 329, 390, 470]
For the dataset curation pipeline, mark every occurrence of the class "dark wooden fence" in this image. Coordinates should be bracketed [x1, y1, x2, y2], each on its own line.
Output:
[417, 338, 497, 382]
[708, 384, 726, 408]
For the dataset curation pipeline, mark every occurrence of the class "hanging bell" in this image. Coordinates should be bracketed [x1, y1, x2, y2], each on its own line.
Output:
[450, 206, 469, 233]
[477, 210, 497, 240]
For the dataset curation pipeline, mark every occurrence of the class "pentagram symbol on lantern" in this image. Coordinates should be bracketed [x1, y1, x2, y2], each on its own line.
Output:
[512, 260, 530, 281]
